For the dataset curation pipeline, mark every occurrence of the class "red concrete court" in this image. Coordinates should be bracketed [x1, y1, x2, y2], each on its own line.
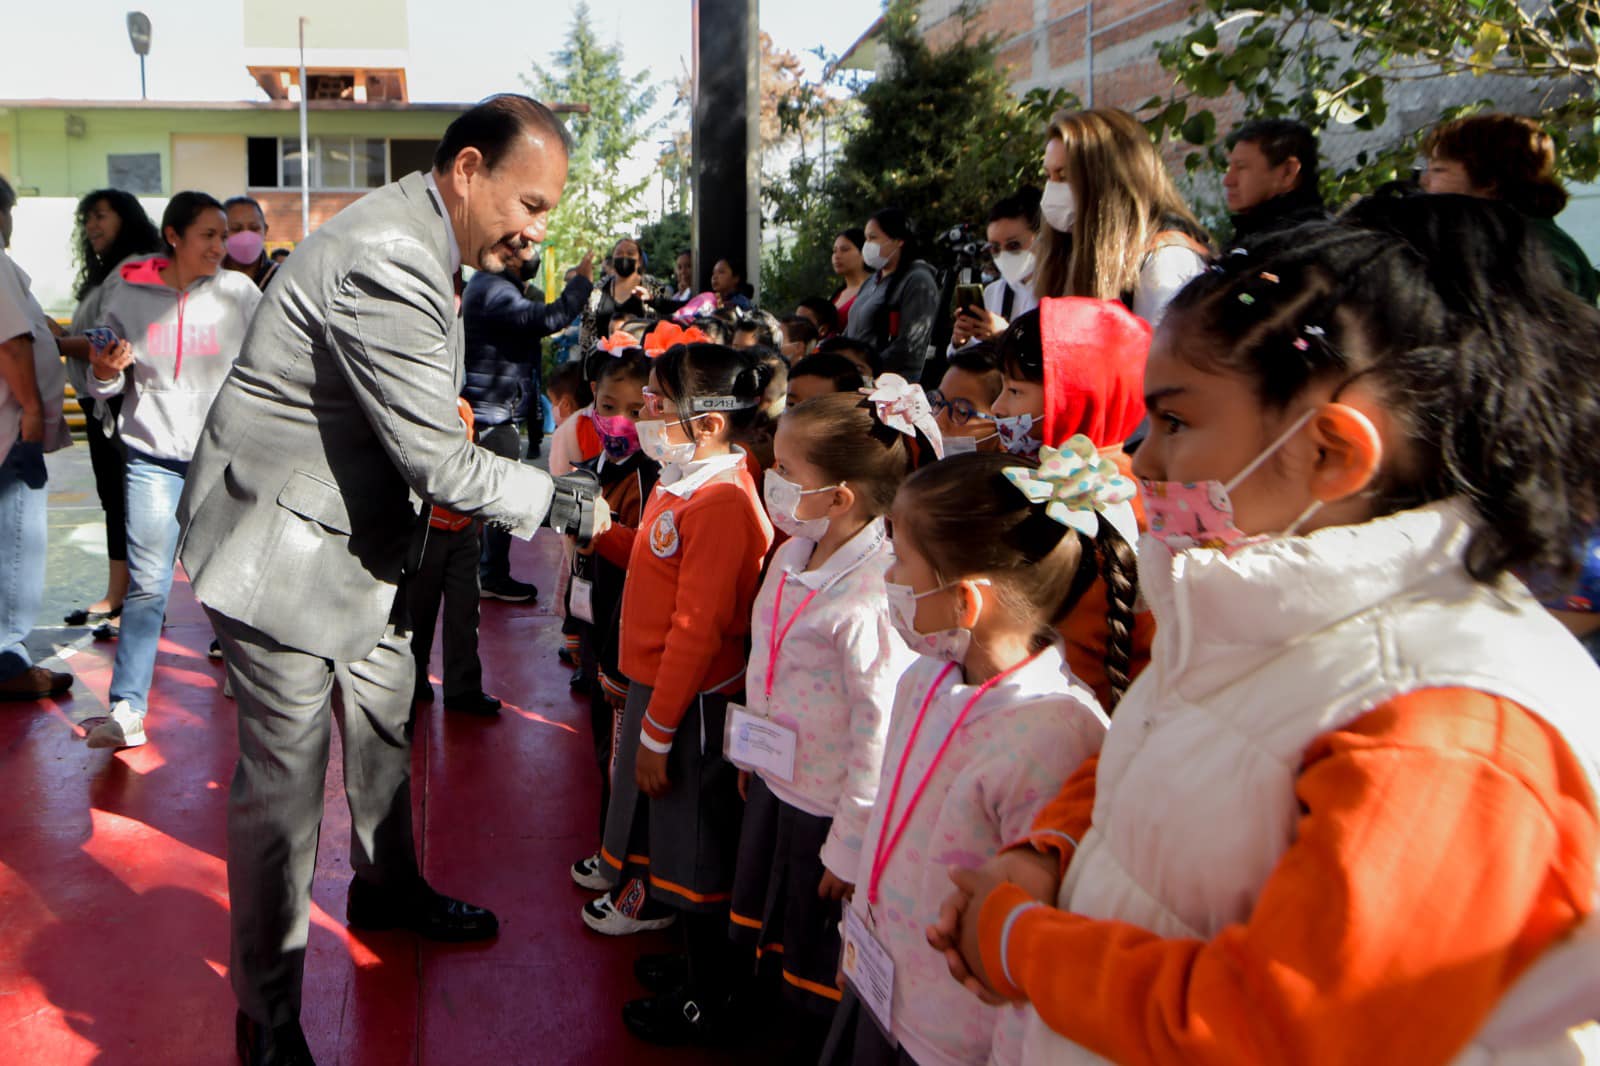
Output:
[0, 533, 747, 1065]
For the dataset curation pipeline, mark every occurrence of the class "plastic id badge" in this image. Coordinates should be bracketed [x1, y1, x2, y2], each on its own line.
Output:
[569, 575, 595, 623]
[842, 906, 896, 1043]
[722, 704, 797, 782]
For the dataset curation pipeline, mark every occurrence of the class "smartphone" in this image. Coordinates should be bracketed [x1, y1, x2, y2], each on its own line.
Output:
[952, 283, 985, 316]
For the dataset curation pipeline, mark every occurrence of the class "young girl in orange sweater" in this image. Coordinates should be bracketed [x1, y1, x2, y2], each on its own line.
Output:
[933, 195, 1600, 1065]
[590, 341, 776, 1045]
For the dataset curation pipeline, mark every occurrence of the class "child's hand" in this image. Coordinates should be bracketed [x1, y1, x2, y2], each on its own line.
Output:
[927, 865, 1011, 1005]
[635, 744, 670, 798]
[818, 869, 854, 902]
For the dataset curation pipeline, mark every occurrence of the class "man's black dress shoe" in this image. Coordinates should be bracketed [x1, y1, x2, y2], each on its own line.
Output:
[633, 951, 689, 994]
[622, 990, 731, 1046]
[235, 1011, 315, 1066]
[443, 691, 501, 716]
[345, 876, 499, 942]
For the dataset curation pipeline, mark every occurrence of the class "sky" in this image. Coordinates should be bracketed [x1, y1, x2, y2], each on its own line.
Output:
[1, 0, 881, 201]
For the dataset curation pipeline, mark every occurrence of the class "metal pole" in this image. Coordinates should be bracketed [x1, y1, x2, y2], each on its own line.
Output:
[139, 56, 147, 100]
[298, 16, 311, 238]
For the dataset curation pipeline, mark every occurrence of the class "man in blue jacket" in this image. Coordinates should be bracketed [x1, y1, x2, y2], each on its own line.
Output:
[463, 248, 593, 601]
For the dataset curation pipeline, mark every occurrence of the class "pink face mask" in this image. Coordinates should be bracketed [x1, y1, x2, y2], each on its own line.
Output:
[1140, 408, 1322, 555]
[226, 230, 265, 264]
[591, 410, 640, 459]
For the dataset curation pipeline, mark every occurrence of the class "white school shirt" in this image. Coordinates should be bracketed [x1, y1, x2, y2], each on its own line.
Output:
[744, 518, 915, 879]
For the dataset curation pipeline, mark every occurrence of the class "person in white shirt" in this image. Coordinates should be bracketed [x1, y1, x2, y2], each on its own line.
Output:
[950, 188, 1043, 354]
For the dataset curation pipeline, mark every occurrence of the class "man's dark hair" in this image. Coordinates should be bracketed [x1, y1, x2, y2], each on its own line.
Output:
[1227, 119, 1320, 189]
[796, 296, 840, 335]
[0, 174, 14, 215]
[988, 186, 1042, 230]
[433, 94, 573, 173]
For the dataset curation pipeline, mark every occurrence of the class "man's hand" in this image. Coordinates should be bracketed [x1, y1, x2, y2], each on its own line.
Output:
[91, 339, 134, 382]
[576, 250, 596, 281]
[636, 743, 671, 798]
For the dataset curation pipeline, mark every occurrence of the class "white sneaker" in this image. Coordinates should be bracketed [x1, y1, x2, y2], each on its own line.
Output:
[570, 853, 611, 891]
[582, 891, 676, 936]
[86, 700, 148, 750]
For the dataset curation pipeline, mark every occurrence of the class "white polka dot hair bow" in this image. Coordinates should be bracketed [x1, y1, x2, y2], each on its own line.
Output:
[1001, 435, 1137, 537]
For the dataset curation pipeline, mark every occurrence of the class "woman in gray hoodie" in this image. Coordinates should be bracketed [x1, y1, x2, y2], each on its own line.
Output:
[83, 191, 261, 749]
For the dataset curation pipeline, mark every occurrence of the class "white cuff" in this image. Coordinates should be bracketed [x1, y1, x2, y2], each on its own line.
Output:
[639, 730, 673, 755]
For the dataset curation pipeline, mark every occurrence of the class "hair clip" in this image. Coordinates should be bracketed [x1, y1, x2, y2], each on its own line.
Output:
[1293, 338, 1310, 351]
[1258, 272, 1279, 284]
[1002, 436, 1135, 537]
[1304, 325, 1326, 337]
[1238, 293, 1257, 306]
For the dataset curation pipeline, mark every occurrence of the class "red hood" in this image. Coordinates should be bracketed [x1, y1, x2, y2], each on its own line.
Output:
[119, 257, 172, 286]
[1039, 297, 1152, 449]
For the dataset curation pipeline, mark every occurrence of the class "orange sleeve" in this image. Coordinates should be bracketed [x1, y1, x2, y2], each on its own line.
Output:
[976, 689, 1598, 1066]
[640, 488, 765, 747]
[1008, 754, 1100, 878]
[595, 521, 637, 568]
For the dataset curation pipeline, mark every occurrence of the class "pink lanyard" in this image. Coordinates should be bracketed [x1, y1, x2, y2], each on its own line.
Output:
[867, 654, 1036, 906]
[765, 578, 821, 701]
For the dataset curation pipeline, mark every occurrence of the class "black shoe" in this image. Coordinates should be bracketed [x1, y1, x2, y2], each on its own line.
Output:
[345, 876, 499, 942]
[557, 647, 577, 668]
[480, 577, 538, 603]
[235, 1011, 315, 1066]
[64, 605, 118, 626]
[209, 639, 225, 661]
[633, 951, 689, 994]
[622, 990, 728, 1046]
[444, 691, 501, 717]
[413, 681, 435, 705]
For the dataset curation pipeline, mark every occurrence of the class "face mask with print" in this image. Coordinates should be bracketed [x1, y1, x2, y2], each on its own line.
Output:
[763, 468, 838, 541]
[226, 230, 265, 264]
[1140, 408, 1323, 555]
[591, 410, 640, 460]
[862, 241, 890, 271]
[1040, 180, 1077, 234]
[992, 249, 1037, 289]
[637, 417, 700, 467]
[885, 578, 988, 663]
[995, 412, 1041, 457]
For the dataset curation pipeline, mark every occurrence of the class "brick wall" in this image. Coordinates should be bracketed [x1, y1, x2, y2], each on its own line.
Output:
[250, 190, 367, 244]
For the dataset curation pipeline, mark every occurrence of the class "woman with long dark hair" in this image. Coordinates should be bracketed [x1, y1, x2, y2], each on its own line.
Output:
[61, 189, 162, 632]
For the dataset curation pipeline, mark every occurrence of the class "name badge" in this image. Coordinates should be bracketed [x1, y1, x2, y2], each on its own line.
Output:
[569, 576, 595, 623]
[722, 704, 797, 782]
[842, 905, 896, 1042]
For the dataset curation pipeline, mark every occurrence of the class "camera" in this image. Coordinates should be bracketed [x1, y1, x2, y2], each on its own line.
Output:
[936, 222, 985, 263]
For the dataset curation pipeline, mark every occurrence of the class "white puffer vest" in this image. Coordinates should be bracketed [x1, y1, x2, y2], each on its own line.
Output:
[1023, 501, 1600, 1065]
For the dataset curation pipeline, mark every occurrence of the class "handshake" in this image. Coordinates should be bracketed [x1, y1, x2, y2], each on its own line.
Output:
[542, 469, 603, 547]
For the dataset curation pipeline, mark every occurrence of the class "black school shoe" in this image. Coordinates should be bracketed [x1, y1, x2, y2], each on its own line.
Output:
[345, 876, 499, 942]
[235, 1011, 316, 1065]
[622, 989, 735, 1046]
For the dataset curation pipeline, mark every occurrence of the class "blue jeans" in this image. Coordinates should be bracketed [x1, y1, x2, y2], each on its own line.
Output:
[109, 450, 189, 714]
[0, 444, 48, 682]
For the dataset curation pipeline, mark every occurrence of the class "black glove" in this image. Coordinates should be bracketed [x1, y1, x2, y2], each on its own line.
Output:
[11, 440, 46, 490]
[543, 468, 602, 546]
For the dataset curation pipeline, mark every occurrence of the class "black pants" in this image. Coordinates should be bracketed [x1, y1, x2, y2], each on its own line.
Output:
[476, 421, 523, 584]
[83, 394, 127, 562]
[407, 523, 483, 701]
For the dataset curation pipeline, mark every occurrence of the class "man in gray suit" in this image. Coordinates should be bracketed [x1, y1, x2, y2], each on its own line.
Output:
[178, 95, 590, 1066]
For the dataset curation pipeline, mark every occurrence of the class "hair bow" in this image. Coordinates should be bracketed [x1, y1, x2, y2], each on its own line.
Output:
[597, 330, 641, 354]
[1001, 435, 1136, 536]
[865, 373, 945, 459]
[642, 322, 711, 355]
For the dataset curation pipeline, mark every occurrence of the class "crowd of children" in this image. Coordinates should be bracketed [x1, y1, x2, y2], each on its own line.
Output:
[530, 193, 1600, 1066]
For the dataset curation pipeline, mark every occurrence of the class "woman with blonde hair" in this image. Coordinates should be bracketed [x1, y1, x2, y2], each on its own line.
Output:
[1033, 108, 1212, 325]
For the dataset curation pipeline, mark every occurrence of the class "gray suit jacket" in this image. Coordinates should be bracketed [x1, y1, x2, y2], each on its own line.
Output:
[178, 171, 553, 661]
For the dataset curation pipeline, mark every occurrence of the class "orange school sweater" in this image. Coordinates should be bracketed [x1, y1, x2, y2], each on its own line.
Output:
[979, 688, 1599, 1065]
[596, 461, 773, 747]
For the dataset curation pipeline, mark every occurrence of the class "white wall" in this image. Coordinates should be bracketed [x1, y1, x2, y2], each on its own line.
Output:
[7, 195, 169, 317]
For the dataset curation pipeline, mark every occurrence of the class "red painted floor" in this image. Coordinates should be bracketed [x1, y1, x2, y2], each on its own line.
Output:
[0, 533, 753, 1065]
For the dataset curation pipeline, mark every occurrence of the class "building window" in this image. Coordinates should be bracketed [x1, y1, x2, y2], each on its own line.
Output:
[389, 139, 436, 180]
[108, 152, 161, 194]
[247, 136, 393, 190]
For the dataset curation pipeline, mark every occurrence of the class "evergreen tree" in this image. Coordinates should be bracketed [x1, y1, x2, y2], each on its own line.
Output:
[524, 2, 660, 280]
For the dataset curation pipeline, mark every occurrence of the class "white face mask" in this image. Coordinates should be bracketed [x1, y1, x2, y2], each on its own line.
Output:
[862, 240, 890, 271]
[885, 578, 989, 663]
[637, 417, 702, 467]
[763, 468, 838, 541]
[940, 430, 998, 456]
[992, 248, 1037, 288]
[1040, 180, 1077, 234]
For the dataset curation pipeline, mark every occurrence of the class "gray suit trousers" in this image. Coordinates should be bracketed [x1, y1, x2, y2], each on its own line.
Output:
[209, 605, 421, 1027]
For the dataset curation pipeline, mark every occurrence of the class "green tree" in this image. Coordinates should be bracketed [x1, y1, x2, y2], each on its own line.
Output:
[638, 211, 692, 275]
[1147, 0, 1600, 203]
[762, 0, 1077, 310]
[524, 1, 661, 280]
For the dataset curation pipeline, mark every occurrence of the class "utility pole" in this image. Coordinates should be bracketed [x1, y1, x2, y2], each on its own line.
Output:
[298, 16, 311, 238]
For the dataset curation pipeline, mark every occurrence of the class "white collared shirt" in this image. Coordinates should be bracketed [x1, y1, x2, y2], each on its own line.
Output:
[422, 171, 462, 274]
[656, 447, 748, 499]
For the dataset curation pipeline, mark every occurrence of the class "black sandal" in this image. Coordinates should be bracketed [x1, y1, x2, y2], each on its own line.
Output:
[65, 605, 121, 626]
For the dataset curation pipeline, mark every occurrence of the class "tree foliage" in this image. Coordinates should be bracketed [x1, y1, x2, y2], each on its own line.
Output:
[1149, 0, 1600, 202]
[523, 1, 660, 279]
[762, 0, 1076, 311]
